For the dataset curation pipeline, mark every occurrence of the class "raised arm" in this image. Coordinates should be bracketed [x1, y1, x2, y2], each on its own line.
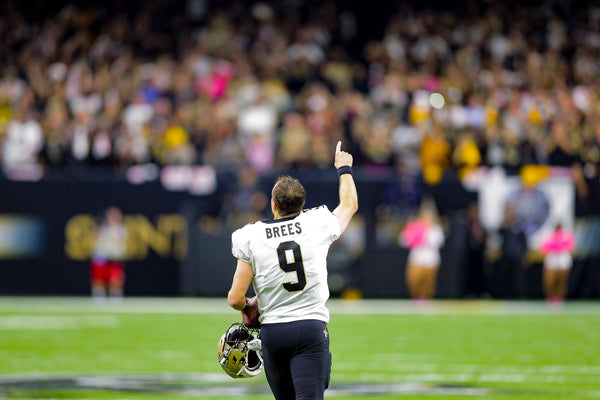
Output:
[332, 141, 358, 235]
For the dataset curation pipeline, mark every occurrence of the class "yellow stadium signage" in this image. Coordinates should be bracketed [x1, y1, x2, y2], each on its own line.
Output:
[64, 214, 187, 261]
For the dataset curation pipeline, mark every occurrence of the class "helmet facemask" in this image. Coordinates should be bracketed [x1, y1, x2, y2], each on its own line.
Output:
[217, 322, 263, 378]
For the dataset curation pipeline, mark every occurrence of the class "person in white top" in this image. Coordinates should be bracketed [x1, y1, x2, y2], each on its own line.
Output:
[400, 199, 445, 300]
[227, 141, 358, 400]
[3, 109, 43, 171]
[90, 207, 128, 299]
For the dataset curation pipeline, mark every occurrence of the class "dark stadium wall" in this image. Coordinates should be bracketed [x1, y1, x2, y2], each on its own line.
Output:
[0, 173, 598, 298]
[0, 178, 218, 296]
[0, 172, 465, 297]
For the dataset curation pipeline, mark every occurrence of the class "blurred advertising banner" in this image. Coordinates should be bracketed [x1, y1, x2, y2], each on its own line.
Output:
[64, 213, 187, 262]
[0, 179, 215, 295]
[574, 217, 600, 258]
[0, 215, 45, 258]
[476, 166, 575, 250]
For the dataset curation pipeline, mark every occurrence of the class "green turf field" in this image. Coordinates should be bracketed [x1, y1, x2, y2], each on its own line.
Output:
[0, 298, 599, 399]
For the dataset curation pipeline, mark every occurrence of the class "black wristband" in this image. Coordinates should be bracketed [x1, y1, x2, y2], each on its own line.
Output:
[337, 165, 353, 177]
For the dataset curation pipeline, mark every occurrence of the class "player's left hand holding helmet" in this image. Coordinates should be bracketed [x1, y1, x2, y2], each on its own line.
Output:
[217, 322, 263, 378]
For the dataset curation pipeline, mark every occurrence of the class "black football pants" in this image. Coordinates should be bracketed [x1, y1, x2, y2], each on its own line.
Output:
[260, 319, 331, 400]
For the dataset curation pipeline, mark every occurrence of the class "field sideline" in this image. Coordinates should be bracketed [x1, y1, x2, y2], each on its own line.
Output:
[1, 297, 599, 400]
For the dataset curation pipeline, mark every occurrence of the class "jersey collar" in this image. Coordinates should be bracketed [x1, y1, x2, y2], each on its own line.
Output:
[261, 214, 299, 224]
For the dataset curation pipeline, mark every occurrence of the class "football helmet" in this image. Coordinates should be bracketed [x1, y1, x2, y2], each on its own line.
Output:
[217, 322, 263, 378]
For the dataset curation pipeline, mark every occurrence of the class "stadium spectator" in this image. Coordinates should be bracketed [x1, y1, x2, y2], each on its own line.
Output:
[505, 169, 550, 239]
[491, 203, 528, 299]
[419, 122, 451, 185]
[277, 112, 312, 169]
[225, 166, 269, 228]
[2, 107, 43, 174]
[0, 0, 598, 192]
[464, 202, 488, 298]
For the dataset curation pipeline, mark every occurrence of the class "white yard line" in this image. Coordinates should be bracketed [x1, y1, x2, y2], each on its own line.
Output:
[335, 371, 600, 384]
[0, 297, 599, 315]
[0, 314, 119, 330]
[336, 360, 600, 375]
[1, 373, 600, 398]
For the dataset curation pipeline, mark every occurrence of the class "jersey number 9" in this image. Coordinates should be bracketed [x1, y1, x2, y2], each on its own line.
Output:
[277, 241, 306, 292]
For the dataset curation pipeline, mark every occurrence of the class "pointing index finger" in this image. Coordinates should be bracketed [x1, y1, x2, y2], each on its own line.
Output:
[336, 141, 341, 154]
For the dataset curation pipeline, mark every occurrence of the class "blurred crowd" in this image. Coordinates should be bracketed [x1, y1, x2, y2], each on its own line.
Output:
[1, 0, 600, 190]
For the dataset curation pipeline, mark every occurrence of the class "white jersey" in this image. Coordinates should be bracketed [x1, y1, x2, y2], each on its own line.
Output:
[231, 206, 340, 324]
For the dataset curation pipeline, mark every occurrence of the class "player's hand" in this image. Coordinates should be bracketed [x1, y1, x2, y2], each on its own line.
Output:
[334, 140, 353, 169]
[242, 296, 261, 329]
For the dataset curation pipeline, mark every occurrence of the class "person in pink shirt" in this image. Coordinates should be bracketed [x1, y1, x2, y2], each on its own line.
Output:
[539, 222, 575, 304]
[400, 201, 445, 300]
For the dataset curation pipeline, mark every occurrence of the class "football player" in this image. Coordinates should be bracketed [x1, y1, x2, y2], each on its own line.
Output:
[227, 140, 358, 400]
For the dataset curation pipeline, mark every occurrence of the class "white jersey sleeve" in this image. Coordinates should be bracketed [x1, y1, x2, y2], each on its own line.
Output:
[231, 228, 252, 264]
[231, 206, 340, 324]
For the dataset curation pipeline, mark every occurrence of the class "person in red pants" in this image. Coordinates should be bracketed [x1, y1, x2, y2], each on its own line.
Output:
[90, 207, 128, 300]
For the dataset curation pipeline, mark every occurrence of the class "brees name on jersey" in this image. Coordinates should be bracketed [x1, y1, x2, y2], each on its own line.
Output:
[265, 222, 302, 239]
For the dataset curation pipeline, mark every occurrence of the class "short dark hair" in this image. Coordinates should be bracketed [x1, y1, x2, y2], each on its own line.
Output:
[272, 176, 306, 217]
